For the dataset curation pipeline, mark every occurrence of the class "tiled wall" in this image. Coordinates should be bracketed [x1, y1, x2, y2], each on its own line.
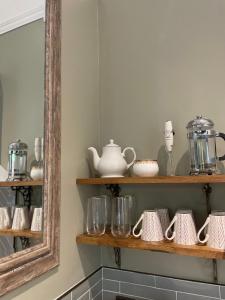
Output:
[58, 268, 102, 300]
[58, 267, 225, 300]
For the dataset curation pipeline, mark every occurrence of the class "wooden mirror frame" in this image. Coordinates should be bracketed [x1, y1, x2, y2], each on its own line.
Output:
[0, 0, 61, 295]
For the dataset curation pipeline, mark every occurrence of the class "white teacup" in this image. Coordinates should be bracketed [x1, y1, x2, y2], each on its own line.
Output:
[165, 210, 197, 245]
[0, 207, 11, 229]
[132, 210, 164, 242]
[197, 211, 225, 249]
[12, 207, 30, 230]
[31, 208, 43, 232]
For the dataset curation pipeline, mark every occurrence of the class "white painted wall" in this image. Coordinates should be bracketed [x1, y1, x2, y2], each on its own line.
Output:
[0, 0, 45, 34]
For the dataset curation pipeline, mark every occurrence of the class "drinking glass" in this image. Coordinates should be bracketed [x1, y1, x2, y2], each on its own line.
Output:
[111, 196, 131, 238]
[86, 196, 107, 236]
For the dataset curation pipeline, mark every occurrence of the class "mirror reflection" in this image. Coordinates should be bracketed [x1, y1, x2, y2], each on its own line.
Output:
[0, 15, 45, 257]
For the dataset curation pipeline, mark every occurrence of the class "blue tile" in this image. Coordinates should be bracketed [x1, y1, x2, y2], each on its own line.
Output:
[120, 282, 176, 300]
[156, 276, 220, 298]
[177, 292, 220, 300]
[103, 279, 119, 292]
[103, 268, 155, 287]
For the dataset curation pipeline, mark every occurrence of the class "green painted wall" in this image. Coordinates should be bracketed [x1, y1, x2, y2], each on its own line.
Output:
[0, 19, 45, 168]
[99, 0, 225, 284]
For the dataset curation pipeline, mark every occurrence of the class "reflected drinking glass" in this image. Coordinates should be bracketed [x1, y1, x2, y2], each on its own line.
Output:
[111, 196, 131, 238]
[86, 196, 107, 236]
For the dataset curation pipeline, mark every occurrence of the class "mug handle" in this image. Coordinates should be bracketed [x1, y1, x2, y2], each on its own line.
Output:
[197, 217, 210, 243]
[165, 216, 177, 241]
[132, 213, 144, 238]
[216, 132, 225, 161]
[122, 147, 137, 169]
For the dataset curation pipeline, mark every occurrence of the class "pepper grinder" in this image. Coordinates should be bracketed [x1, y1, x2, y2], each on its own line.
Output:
[30, 138, 43, 180]
[164, 121, 175, 176]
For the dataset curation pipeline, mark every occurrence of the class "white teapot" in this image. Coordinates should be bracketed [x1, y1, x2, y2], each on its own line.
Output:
[88, 139, 136, 177]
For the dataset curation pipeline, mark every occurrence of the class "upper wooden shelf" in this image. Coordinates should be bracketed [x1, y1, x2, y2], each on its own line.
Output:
[76, 175, 225, 185]
[0, 180, 43, 187]
[0, 229, 42, 239]
[77, 233, 225, 260]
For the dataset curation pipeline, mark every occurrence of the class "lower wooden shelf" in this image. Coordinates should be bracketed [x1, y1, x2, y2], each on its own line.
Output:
[76, 233, 225, 260]
[0, 229, 42, 239]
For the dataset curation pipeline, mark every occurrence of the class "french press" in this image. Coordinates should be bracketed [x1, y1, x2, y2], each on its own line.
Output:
[7, 139, 29, 181]
[186, 116, 225, 175]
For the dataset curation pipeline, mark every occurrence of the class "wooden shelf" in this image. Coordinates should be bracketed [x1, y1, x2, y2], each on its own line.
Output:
[0, 180, 43, 187]
[76, 175, 225, 185]
[0, 229, 42, 239]
[76, 233, 225, 259]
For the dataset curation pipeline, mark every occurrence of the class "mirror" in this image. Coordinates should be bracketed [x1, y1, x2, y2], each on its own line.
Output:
[0, 12, 45, 259]
[0, 0, 60, 295]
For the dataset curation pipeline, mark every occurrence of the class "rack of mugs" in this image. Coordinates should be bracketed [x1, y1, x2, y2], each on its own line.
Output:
[77, 208, 225, 260]
[76, 175, 225, 185]
[0, 206, 43, 239]
[0, 228, 42, 239]
[0, 180, 43, 187]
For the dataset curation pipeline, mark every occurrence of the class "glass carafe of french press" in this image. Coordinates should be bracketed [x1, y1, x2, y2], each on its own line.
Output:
[7, 139, 29, 181]
[186, 116, 225, 175]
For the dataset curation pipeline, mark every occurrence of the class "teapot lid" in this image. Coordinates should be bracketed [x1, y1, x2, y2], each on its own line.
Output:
[105, 139, 119, 147]
[186, 115, 214, 130]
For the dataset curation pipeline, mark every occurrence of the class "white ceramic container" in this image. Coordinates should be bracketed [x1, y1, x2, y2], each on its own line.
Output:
[133, 160, 159, 177]
[165, 210, 197, 245]
[133, 210, 164, 242]
[197, 211, 225, 250]
[88, 139, 136, 177]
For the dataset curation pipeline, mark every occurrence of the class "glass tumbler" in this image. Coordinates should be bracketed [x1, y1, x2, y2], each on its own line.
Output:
[111, 196, 131, 238]
[86, 196, 107, 236]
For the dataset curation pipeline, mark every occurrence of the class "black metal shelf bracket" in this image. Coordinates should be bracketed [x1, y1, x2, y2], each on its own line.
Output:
[202, 183, 218, 283]
[114, 247, 121, 269]
[106, 184, 122, 268]
[105, 184, 121, 198]
[11, 186, 32, 207]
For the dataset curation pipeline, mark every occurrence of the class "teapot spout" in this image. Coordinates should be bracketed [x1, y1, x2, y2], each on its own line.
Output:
[88, 147, 100, 171]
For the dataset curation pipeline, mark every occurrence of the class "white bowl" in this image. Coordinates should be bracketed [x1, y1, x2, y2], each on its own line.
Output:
[133, 160, 159, 177]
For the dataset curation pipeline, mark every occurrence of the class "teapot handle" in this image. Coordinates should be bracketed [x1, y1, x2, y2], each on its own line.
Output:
[122, 147, 136, 169]
[216, 132, 225, 161]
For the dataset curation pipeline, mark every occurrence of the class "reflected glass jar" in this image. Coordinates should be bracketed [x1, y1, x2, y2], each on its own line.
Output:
[7, 140, 29, 181]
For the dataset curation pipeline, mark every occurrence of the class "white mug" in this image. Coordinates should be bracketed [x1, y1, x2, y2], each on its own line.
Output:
[197, 211, 225, 249]
[0, 207, 11, 229]
[165, 210, 197, 245]
[132, 210, 164, 242]
[155, 208, 170, 236]
[31, 208, 43, 232]
[12, 207, 30, 230]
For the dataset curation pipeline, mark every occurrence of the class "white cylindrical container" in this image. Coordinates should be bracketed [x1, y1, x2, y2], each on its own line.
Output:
[133, 160, 159, 177]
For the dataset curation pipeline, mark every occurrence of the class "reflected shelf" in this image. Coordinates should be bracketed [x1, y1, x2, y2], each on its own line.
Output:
[76, 233, 225, 260]
[0, 229, 42, 239]
[0, 180, 43, 187]
[76, 175, 225, 185]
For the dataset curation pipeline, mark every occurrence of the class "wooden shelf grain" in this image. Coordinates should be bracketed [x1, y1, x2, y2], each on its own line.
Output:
[76, 175, 225, 185]
[0, 229, 42, 239]
[0, 180, 43, 187]
[76, 233, 225, 259]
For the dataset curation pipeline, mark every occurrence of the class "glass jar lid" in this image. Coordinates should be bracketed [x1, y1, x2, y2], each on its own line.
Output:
[186, 115, 214, 131]
[9, 139, 28, 151]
